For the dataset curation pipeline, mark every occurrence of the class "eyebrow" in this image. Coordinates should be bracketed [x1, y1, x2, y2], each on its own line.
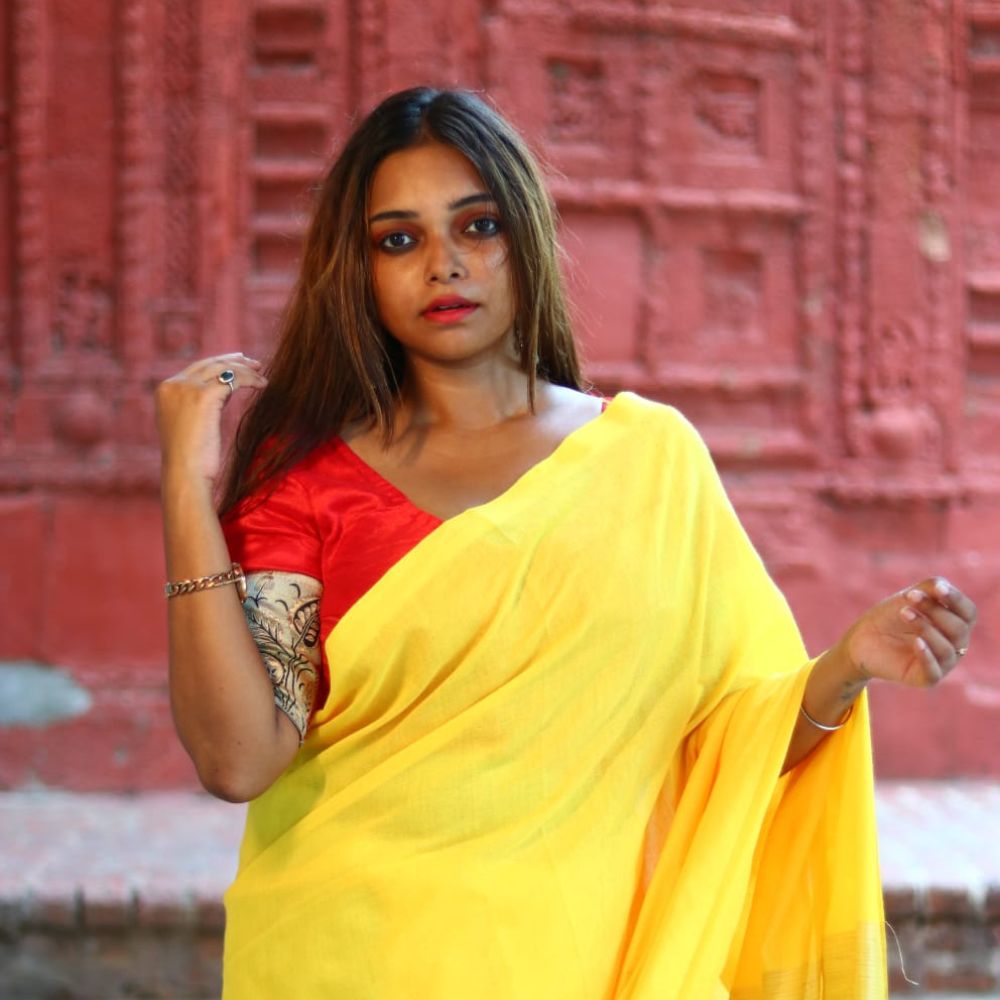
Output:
[368, 192, 496, 225]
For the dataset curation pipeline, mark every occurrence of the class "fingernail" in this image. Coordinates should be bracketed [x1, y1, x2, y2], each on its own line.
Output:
[916, 636, 929, 652]
[935, 579, 951, 598]
[907, 589, 925, 603]
[900, 606, 917, 622]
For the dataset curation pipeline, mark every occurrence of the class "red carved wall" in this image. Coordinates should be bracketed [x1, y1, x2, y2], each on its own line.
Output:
[1, 0, 998, 790]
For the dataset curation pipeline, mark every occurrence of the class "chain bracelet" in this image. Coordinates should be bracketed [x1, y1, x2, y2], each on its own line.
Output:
[165, 562, 247, 601]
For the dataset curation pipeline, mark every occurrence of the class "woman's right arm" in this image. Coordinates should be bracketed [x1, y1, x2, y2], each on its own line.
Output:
[156, 353, 301, 802]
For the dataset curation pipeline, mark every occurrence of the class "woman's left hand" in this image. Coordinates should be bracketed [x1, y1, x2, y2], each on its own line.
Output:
[838, 577, 977, 688]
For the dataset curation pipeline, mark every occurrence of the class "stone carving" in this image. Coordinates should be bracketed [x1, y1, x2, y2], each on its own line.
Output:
[53, 390, 113, 449]
[794, 0, 829, 445]
[548, 58, 604, 146]
[970, 287, 1000, 337]
[11, 0, 51, 364]
[702, 248, 763, 343]
[865, 403, 941, 463]
[835, 0, 870, 460]
[862, 321, 940, 463]
[969, 16, 1000, 60]
[156, 306, 200, 356]
[160, 0, 199, 356]
[244, 2, 342, 357]
[834, 0, 958, 476]
[356, 0, 387, 106]
[1, 0, 998, 790]
[254, 7, 325, 74]
[735, 496, 818, 574]
[867, 318, 921, 405]
[694, 71, 760, 153]
[115, 0, 153, 357]
[968, 225, 1000, 274]
[0, 95, 9, 360]
[962, 8, 1000, 467]
[53, 271, 113, 356]
[921, 0, 957, 472]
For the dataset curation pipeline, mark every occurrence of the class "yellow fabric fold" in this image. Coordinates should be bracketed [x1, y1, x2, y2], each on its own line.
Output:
[222, 392, 886, 999]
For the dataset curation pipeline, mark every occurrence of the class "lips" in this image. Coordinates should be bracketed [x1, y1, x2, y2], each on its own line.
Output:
[422, 296, 478, 323]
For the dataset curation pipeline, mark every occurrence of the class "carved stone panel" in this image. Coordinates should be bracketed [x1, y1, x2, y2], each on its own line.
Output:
[831, 0, 962, 495]
[965, 7, 1000, 473]
[486, 2, 820, 469]
[244, 0, 351, 355]
[643, 35, 799, 192]
[0, 4, 11, 374]
[2, 0, 250, 491]
[1, 0, 999, 788]
[486, 11, 646, 183]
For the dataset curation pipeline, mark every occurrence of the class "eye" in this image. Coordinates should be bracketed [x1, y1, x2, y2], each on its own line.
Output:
[375, 231, 416, 252]
[464, 216, 502, 238]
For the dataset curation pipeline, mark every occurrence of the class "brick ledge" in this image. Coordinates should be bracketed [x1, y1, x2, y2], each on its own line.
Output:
[0, 784, 996, 997]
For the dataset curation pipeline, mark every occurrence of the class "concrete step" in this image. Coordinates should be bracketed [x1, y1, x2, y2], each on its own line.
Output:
[0, 782, 997, 998]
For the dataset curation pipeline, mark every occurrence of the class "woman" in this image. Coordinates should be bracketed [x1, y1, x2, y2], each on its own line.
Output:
[156, 87, 975, 998]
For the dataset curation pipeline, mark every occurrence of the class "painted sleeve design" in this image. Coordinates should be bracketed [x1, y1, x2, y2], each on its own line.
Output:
[242, 571, 323, 741]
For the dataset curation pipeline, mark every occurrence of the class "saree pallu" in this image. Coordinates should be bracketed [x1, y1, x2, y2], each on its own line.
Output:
[223, 393, 886, 998]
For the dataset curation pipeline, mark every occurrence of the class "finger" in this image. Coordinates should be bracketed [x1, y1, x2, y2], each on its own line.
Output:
[912, 636, 945, 685]
[908, 617, 963, 683]
[910, 577, 977, 625]
[182, 354, 265, 381]
[203, 362, 268, 390]
[216, 352, 265, 370]
[901, 591, 970, 650]
[213, 351, 263, 364]
[933, 578, 977, 626]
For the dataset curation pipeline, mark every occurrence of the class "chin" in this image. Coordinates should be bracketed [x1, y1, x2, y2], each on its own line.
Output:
[398, 331, 516, 367]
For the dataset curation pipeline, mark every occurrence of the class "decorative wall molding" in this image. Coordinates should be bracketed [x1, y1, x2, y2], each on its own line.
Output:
[115, 0, 154, 368]
[2, 0, 999, 787]
[11, 0, 50, 371]
[834, 0, 870, 463]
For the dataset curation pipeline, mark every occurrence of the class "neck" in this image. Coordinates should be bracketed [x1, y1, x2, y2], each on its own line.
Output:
[396, 354, 540, 433]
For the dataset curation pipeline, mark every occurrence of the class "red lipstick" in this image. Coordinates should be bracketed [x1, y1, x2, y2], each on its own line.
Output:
[422, 295, 478, 324]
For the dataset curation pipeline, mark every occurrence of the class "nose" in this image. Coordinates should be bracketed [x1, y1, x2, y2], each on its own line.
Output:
[424, 233, 468, 284]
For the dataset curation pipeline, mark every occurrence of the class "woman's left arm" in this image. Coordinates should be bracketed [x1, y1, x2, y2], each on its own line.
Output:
[783, 576, 977, 771]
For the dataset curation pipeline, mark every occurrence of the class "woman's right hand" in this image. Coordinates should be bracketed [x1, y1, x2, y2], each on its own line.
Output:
[155, 353, 267, 486]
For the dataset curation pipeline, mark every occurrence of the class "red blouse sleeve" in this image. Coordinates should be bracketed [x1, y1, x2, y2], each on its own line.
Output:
[221, 472, 323, 580]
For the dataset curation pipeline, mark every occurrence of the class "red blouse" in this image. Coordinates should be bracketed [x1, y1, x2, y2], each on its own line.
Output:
[222, 400, 610, 694]
[222, 437, 442, 645]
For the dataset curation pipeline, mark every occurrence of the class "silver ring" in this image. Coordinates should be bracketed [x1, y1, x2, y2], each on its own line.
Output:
[217, 369, 236, 394]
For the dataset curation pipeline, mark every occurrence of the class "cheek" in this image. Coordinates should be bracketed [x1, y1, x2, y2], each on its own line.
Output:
[370, 271, 387, 318]
[370, 284, 400, 334]
[371, 261, 404, 316]
[483, 239, 510, 271]
[476, 241, 513, 292]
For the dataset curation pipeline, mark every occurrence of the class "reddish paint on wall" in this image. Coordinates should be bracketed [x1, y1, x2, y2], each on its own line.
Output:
[1, 0, 998, 790]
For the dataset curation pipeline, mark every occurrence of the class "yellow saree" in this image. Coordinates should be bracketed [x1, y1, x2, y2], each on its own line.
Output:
[223, 392, 886, 998]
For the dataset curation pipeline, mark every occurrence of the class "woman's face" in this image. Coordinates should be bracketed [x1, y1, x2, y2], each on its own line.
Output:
[367, 141, 516, 369]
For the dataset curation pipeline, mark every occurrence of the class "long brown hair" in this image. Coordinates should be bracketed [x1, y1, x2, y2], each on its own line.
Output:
[219, 87, 583, 515]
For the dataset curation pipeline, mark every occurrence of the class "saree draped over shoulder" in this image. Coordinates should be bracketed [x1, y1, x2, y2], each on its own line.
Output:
[223, 393, 887, 999]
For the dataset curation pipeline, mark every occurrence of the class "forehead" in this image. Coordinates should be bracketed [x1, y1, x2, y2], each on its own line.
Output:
[368, 142, 488, 212]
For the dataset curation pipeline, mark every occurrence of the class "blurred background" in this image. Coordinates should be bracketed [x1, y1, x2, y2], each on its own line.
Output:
[0, 0, 998, 996]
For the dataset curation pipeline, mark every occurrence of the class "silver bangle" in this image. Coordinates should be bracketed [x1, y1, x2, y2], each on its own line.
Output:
[799, 701, 853, 733]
